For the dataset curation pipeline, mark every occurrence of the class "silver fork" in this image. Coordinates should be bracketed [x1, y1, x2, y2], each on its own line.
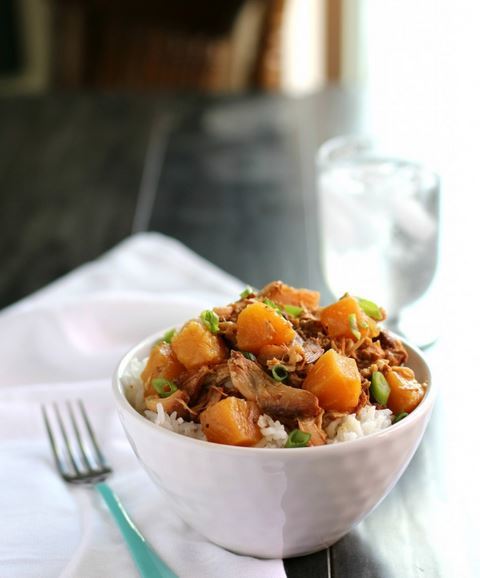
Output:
[42, 400, 178, 578]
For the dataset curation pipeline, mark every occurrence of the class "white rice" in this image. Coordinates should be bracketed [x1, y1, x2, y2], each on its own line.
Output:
[121, 356, 148, 411]
[256, 414, 289, 448]
[145, 403, 206, 440]
[325, 405, 392, 443]
[122, 356, 393, 446]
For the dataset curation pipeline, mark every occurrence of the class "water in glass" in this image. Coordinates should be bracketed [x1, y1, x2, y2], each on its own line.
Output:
[319, 144, 439, 319]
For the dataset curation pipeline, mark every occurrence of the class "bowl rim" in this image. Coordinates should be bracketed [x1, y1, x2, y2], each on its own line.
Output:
[112, 327, 435, 456]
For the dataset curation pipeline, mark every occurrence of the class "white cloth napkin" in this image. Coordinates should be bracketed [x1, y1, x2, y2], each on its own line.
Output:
[0, 233, 286, 578]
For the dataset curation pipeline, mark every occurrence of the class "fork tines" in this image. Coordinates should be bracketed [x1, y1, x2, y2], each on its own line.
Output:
[42, 400, 112, 484]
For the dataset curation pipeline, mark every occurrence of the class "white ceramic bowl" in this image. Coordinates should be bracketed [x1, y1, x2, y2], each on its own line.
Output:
[113, 330, 434, 559]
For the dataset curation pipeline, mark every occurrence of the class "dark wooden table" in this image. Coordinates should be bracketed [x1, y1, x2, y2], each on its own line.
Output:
[0, 91, 476, 577]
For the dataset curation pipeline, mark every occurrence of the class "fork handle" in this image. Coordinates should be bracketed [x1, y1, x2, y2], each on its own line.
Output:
[96, 482, 178, 578]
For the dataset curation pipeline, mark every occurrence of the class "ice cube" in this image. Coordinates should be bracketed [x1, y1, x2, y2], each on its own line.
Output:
[392, 194, 437, 242]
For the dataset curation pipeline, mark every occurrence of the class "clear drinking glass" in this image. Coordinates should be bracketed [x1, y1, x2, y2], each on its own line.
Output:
[317, 136, 440, 343]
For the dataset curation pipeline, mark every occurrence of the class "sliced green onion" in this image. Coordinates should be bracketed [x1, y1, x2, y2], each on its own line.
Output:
[356, 297, 383, 320]
[348, 313, 362, 341]
[263, 298, 282, 313]
[152, 378, 178, 398]
[283, 304, 304, 317]
[240, 286, 256, 299]
[370, 371, 391, 406]
[271, 364, 288, 382]
[242, 351, 256, 361]
[200, 310, 220, 334]
[285, 429, 311, 448]
[392, 412, 408, 424]
[155, 328, 176, 345]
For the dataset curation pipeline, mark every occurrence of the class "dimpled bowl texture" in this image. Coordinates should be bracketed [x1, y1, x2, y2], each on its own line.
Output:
[113, 330, 434, 559]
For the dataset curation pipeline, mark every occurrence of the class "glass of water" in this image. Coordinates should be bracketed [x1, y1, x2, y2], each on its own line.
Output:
[317, 135, 440, 343]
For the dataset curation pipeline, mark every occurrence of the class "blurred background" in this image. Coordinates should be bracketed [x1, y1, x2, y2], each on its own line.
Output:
[0, 0, 466, 99]
[0, 0, 477, 308]
[1, 0, 324, 94]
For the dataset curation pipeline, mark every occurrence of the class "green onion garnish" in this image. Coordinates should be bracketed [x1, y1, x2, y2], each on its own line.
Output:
[271, 364, 288, 381]
[200, 310, 220, 334]
[392, 412, 408, 424]
[152, 378, 178, 398]
[348, 313, 362, 341]
[285, 429, 311, 448]
[370, 371, 391, 406]
[356, 297, 382, 320]
[283, 304, 304, 317]
[242, 351, 256, 361]
[156, 328, 176, 345]
[263, 298, 282, 312]
[240, 286, 256, 299]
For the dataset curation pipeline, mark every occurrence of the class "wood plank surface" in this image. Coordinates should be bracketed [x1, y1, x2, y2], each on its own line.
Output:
[0, 94, 157, 308]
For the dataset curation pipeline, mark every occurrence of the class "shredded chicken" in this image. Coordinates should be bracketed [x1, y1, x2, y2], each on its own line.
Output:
[264, 341, 304, 372]
[213, 305, 234, 320]
[190, 385, 227, 416]
[145, 390, 190, 418]
[297, 316, 328, 342]
[259, 280, 320, 310]
[177, 366, 210, 401]
[204, 362, 231, 387]
[228, 351, 321, 419]
[322, 410, 349, 431]
[256, 344, 289, 366]
[379, 331, 408, 366]
[302, 338, 324, 365]
[355, 385, 370, 412]
[298, 410, 327, 446]
[352, 339, 385, 369]
[213, 298, 251, 324]
[218, 321, 237, 345]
